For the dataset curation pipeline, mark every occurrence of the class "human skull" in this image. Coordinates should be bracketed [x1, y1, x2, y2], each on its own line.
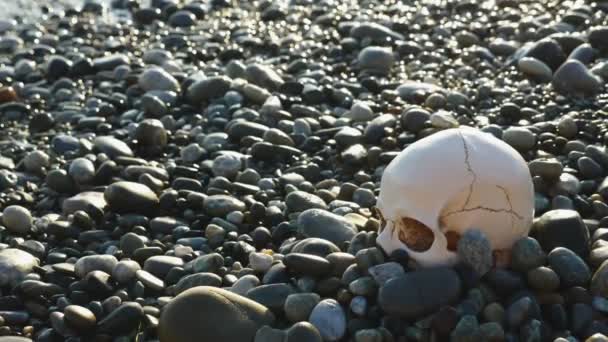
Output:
[376, 127, 534, 267]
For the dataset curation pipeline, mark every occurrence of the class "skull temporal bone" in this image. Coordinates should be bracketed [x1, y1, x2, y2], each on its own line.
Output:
[376, 127, 534, 267]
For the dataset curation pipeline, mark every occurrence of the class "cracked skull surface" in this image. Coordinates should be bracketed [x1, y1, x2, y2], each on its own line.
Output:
[376, 127, 534, 267]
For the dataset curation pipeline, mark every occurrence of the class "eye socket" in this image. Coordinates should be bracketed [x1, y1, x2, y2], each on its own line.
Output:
[397, 217, 434, 252]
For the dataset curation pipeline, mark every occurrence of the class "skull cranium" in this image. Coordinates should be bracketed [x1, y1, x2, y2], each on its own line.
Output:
[376, 127, 534, 267]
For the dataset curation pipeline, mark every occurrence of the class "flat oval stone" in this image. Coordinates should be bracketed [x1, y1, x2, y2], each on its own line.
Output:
[297, 209, 357, 246]
[379, 267, 461, 319]
[94, 136, 134, 158]
[104, 181, 159, 215]
[159, 286, 275, 342]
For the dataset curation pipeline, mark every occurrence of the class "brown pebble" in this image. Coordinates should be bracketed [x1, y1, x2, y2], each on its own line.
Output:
[0, 87, 17, 103]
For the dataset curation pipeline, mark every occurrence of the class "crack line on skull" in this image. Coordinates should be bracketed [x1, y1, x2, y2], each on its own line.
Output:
[439, 131, 523, 224]
[458, 130, 477, 211]
[496, 184, 519, 229]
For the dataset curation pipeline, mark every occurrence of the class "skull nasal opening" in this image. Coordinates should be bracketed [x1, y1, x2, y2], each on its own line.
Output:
[397, 217, 434, 252]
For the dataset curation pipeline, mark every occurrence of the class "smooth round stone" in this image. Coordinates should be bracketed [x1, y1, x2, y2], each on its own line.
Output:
[506, 296, 533, 329]
[528, 158, 563, 182]
[230, 275, 261, 296]
[52, 135, 80, 155]
[592, 259, 608, 296]
[46, 56, 72, 80]
[457, 229, 493, 277]
[589, 26, 608, 51]
[212, 153, 242, 179]
[181, 143, 205, 163]
[138, 67, 180, 92]
[557, 116, 578, 138]
[2, 205, 32, 234]
[297, 209, 357, 246]
[552, 60, 601, 96]
[286, 322, 323, 342]
[186, 76, 232, 104]
[74, 255, 118, 278]
[64, 305, 96, 331]
[263, 128, 294, 146]
[358, 46, 394, 74]
[104, 181, 159, 215]
[249, 252, 274, 273]
[578, 156, 604, 179]
[309, 299, 346, 341]
[502, 127, 536, 151]
[174, 273, 222, 294]
[246, 283, 295, 312]
[334, 127, 362, 147]
[62, 191, 106, 215]
[344, 102, 374, 122]
[97, 302, 144, 335]
[169, 10, 196, 27]
[136, 270, 165, 291]
[68, 158, 95, 184]
[135, 119, 167, 147]
[284, 293, 320, 323]
[159, 286, 275, 342]
[23, 150, 50, 172]
[291, 238, 341, 257]
[548, 247, 590, 288]
[120, 233, 147, 256]
[245, 64, 284, 91]
[285, 191, 327, 213]
[510, 237, 547, 273]
[112, 260, 141, 284]
[284, 253, 331, 277]
[203, 195, 246, 217]
[518, 57, 552, 81]
[531, 209, 590, 257]
[94, 136, 134, 158]
[368, 262, 405, 286]
[527, 266, 560, 291]
[524, 38, 566, 71]
[379, 267, 461, 319]
[0, 248, 38, 286]
[144, 255, 184, 278]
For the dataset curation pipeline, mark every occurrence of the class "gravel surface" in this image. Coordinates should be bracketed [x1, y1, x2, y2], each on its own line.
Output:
[0, 0, 608, 341]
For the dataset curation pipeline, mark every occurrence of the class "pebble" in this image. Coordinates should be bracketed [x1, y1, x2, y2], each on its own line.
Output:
[510, 237, 547, 273]
[249, 252, 274, 273]
[94, 136, 134, 158]
[502, 127, 536, 151]
[159, 286, 275, 342]
[532, 209, 590, 257]
[285, 293, 320, 323]
[457, 229, 493, 276]
[97, 302, 144, 335]
[379, 267, 461, 319]
[309, 299, 346, 341]
[527, 266, 560, 291]
[74, 255, 118, 278]
[68, 158, 95, 184]
[358, 46, 394, 74]
[104, 181, 159, 215]
[138, 67, 180, 92]
[297, 209, 357, 246]
[0, 248, 38, 286]
[63, 305, 96, 332]
[552, 60, 602, 96]
[518, 57, 552, 81]
[2, 205, 32, 235]
[548, 247, 591, 288]
[285, 191, 327, 213]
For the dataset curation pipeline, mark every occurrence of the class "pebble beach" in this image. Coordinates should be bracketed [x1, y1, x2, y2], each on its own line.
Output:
[1, 0, 608, 341]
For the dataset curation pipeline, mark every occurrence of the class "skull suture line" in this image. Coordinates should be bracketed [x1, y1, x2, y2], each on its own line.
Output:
[376, 127, 534, 267]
